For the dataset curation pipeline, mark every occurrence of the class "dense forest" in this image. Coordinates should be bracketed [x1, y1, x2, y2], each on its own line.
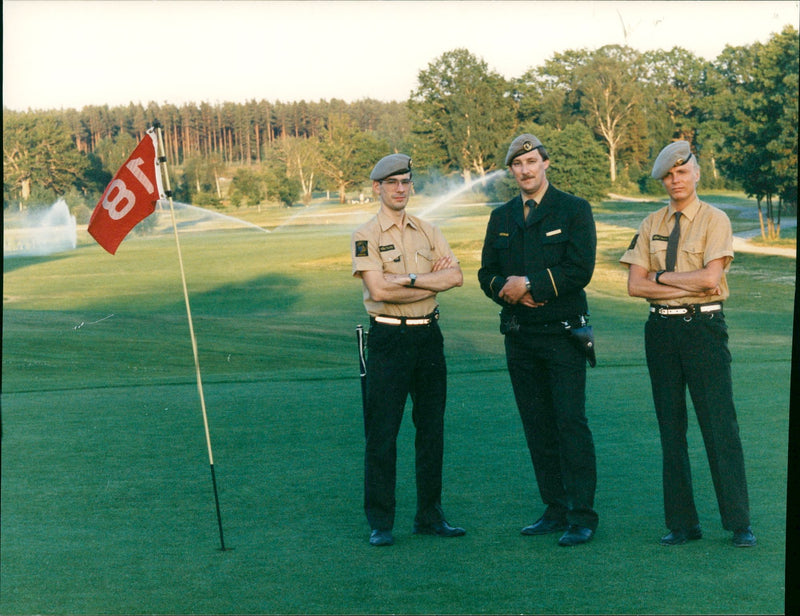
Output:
[4, 27, 797, 238]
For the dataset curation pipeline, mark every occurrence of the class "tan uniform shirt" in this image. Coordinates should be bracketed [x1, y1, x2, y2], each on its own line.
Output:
[352, 209, 456, 317]
[619, 198, 734, 305]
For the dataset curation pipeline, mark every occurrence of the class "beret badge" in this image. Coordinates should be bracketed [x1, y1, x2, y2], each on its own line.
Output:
[505, 133, 543, 165]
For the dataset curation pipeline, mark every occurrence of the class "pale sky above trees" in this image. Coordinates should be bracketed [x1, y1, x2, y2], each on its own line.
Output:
[3, 0, 798, 112]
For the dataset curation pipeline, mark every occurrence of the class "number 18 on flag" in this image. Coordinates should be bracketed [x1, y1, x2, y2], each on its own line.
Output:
[88, 127, 166, 254]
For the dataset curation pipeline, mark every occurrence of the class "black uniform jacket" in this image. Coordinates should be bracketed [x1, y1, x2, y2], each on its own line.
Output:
[478, 184, 596, 326]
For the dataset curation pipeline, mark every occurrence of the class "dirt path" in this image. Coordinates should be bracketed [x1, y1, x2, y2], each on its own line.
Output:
[732, 236, 796, 258]
[722, 206, 796, 258]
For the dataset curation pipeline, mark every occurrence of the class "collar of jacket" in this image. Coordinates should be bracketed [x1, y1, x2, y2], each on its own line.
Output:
[513, 184, 553, 227]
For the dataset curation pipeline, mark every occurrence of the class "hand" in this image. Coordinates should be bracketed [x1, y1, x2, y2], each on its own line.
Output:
[499, 276, 545, 307]
[518, 293, 547, 308]
[431, 255, 453, 272]
[498, 276, 525, 303]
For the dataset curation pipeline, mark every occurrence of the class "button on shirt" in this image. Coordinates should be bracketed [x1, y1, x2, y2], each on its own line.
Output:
[352, 209, 456, 317]
[619, 198, 734, 305]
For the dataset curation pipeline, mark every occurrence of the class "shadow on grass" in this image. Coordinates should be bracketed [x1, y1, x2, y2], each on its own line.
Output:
[1, 273, 305, 394]
[175, 273, 303, 316]
[2, 252, 75, 274]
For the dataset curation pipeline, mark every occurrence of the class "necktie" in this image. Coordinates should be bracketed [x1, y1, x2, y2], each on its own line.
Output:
[665, 211, 682, 272]
[524, 199, 537, 223]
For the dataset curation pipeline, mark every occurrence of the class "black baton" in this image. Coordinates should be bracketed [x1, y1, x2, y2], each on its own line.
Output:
[356, 324, 367, 436]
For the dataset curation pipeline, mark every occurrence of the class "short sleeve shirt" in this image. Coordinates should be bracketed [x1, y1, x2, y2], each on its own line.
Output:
[351, 209, 456, 317]
[619, 198, 734, 305]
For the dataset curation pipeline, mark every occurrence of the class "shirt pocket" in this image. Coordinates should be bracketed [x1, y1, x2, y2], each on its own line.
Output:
[542, 228, 569, 264]
[412, 248, 436, 274]
[649, 239, 668, 270]
[493, 235, 511, 251]
[680, 239, 706, 271]
[380, 247, 404, 274]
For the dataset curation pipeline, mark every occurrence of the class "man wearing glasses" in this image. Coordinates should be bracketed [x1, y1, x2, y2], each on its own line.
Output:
[352, 153, 466, 546]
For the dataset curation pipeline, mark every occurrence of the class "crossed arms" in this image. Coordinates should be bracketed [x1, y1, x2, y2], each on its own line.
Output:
[626, 258, 725, 301]
[362, 256, 463, 304]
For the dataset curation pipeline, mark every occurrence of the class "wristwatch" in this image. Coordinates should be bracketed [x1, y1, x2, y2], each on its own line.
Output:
[524, 276, 531, 291]
[408, 273, 417, 287]
[655, 270, 666, 285]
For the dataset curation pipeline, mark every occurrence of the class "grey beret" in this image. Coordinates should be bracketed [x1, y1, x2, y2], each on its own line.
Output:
[505, 133, 543, 166]
[651, 140, 694, 179]
[370, 153, 412, 181]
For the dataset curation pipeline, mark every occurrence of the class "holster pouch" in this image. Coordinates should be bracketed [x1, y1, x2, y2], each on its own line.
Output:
[499, 313, 520, 335]
[563, 317, 596, 367]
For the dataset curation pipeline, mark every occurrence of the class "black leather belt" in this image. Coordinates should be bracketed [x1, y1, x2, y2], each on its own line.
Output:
[650, 302, 723, 317]
[371, 310, 439, 326]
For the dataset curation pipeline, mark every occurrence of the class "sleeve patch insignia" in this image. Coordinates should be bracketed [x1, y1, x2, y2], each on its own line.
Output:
[355, 240, 369, 257]
[627, 234, 639, 250]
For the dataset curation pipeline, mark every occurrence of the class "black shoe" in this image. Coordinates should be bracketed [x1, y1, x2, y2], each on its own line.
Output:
[660, 525, 703, 546]
[369, 529, 394, 546]
[413, 520, 466, 537]
[558, 525, 594, 546]
[732, 526, 756, 547]
[521, 516, 568, 536]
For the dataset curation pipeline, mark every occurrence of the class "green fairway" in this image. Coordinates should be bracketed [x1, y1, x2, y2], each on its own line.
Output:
[1, 195, 793, 614]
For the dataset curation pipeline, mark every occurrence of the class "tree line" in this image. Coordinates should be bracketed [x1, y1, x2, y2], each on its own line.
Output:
[4, 26, 797, 238]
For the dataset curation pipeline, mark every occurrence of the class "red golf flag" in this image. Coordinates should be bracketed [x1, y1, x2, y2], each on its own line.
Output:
[88, 127, 165, 254]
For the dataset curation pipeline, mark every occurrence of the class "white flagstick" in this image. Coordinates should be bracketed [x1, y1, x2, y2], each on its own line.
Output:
[153, 121, 227, 551]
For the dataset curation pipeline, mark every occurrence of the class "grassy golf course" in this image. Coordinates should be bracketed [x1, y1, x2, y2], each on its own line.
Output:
[1, 192, 793, 614]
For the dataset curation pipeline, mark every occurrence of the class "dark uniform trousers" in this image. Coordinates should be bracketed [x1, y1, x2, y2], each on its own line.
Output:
[644, 311, 750, 531]
[364, 320, 447, 531]
[504, 327, 598, 531]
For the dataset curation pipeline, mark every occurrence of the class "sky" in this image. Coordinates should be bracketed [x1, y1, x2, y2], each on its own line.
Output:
[3, 0, 798, 112]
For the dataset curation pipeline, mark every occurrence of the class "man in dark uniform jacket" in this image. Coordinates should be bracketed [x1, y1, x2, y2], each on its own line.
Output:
[478, 133, 599, 546]
[352, 153, 466, 547]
